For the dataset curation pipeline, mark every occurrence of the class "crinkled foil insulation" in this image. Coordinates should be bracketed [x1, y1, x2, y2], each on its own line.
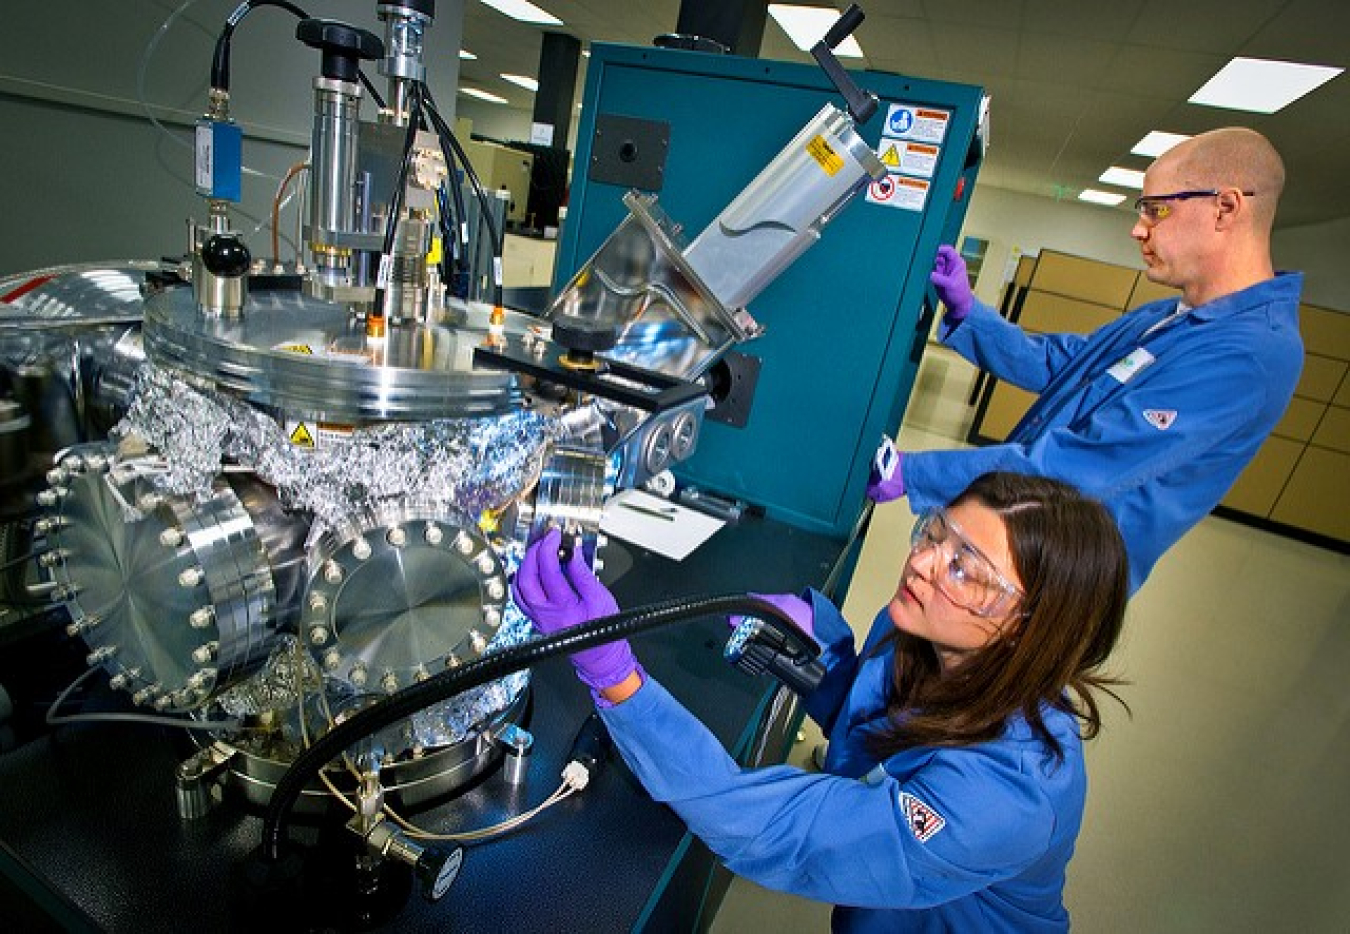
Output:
[115, 364, 562, 535]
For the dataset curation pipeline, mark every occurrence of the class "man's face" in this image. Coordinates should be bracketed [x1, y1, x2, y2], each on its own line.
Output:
[1130, 159, 1214, 290]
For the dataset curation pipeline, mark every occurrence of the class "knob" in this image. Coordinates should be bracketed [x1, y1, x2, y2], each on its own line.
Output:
[414, 845, 464, 902]
[296, 19, 385, 83]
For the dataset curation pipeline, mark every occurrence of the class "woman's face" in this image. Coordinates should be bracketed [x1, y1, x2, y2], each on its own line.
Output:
[887, 500, 1025, 673]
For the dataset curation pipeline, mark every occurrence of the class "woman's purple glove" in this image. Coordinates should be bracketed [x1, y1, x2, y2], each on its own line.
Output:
[930, 244, 974, 324]
[865, 437, 906, 503]
[512, 528, 639, 695]
[729, 592, 814, 639]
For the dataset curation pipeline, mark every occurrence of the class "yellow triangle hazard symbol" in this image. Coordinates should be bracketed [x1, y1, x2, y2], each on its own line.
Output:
[880, 143, 902, 167]
[289, 423, 316, 448]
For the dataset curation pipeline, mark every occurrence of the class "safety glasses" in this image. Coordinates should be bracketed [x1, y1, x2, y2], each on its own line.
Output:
[1134, 188, 1256, 224]
[909, 510, 1025, 619]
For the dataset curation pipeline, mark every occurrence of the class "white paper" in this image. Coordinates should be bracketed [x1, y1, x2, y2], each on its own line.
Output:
[600, 489, 724, 561]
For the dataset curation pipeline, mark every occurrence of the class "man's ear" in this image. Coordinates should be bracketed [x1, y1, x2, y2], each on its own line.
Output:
[1214, 188, 1243, 230]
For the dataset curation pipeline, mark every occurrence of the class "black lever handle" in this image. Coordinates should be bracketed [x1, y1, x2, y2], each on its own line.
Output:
[810, 4, 878, 124]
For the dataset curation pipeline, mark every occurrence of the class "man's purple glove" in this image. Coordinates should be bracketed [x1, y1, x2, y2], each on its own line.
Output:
[865, 437, 906, 503]
[930, 244, 974, 325]
[512, 528, 639, 695]
[730, 592, 815, 639]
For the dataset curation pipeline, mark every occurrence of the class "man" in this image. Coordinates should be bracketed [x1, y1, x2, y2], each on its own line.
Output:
[869, 127, 1304, 593]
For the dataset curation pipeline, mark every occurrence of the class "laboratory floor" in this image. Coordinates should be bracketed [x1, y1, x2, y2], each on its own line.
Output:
[711, 346, 1350, 933]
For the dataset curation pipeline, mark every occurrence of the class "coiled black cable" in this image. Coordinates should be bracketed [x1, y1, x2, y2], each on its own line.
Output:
[260, 593, 812, 861]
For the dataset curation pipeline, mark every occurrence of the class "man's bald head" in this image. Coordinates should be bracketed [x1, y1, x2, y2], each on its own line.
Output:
[1154, 128, 1285, 231]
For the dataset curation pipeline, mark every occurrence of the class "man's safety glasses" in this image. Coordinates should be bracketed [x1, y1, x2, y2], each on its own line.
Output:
[909, 510, 1025, 619]
[1133, 188, 1256, 224]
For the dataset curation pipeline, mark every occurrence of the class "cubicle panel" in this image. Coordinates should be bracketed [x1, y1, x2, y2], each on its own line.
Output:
[556, 44, 986, 537]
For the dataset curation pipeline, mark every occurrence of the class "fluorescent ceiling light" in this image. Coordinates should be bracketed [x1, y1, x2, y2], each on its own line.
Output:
[1099, 166, 1146, 189]
[459, 87, 509, 104]
[478, 0, 562, 26]
[1189, 57, 1342, 114]
[459, 49, 478, 61]
[1131, 131, 1191, 158]
[768, 5, 864, 58]
[1079, 189, 1126, 206]
[501, 74, 539, 92]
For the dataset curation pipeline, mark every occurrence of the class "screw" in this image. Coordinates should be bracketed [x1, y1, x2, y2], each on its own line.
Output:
[424, 523, 443, 545]
[159, 528, 184, 547]
[350, 664, 369, 687]
[189, 606, 215, 629]
[351, 538, 372, 561]
[308, 625, 330, 646]
[324, 561, 344, 584]
[386, 527, 407, 547]
[178, 566, 205, 588]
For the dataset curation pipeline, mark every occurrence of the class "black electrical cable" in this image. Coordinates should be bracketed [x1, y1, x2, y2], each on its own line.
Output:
[373, 82, 427, 311]
[260, 593, 812, 861]
[358, 70, 387, 112]
[420, 85, 504, 309]
[210, 0, 311, 92]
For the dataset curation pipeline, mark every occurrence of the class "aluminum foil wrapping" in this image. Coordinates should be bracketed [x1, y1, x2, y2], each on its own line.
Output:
[114, 364, 560, 535]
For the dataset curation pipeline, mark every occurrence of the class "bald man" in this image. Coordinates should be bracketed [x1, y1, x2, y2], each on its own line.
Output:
[871, 127, 1303, 593]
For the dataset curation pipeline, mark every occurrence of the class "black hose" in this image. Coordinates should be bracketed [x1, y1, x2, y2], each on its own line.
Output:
[420, 85, 504, 309]
[260, 593, 811, 861]
[211, 1, 311, 92]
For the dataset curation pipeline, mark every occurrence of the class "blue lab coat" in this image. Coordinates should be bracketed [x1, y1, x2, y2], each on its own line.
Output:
[904, 273, 1304, 592]
[602, 590, 1086, 932]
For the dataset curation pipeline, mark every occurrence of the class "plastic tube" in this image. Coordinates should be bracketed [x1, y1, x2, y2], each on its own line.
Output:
[260, 593, 812, 860]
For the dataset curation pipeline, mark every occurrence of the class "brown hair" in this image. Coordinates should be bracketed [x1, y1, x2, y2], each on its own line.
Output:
[870, 472, 1129, 762]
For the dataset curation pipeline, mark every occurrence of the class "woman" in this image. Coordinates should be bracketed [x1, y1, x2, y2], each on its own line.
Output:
[514, 472, 1129, 932]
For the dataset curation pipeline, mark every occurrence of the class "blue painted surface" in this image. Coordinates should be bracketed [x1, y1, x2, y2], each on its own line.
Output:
[558, 45, 985, 537]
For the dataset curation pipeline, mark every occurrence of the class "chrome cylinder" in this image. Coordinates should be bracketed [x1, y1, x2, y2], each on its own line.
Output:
[308, 77, 363, 285]
[682, 103, 887, 311]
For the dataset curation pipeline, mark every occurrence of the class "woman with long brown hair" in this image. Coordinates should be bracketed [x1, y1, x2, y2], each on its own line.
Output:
[515, 472, 1129, 932]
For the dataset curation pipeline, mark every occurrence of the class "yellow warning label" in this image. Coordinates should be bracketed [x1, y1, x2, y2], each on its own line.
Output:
[274, 343, 313, 355]
[806, 135, 844, 177]
[880, 143, 902, 167]
[289, 423, 316, 448]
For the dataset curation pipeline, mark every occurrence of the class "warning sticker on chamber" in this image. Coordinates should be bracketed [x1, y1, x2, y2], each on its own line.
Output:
[806, 135, 845, 176]
[288, 422, 316, 448]
[866, 174, 930, 211]
[883, 104, 951, 145]
[273, 342, 314, 355]
[876, 140, 939, 179]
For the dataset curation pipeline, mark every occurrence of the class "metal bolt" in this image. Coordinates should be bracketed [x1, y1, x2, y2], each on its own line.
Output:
[46, 467, 68, 486]
[159, 528, 184, 547]
[137, 493, 162, 511]
[36, 490, 59, 507]
[444, 653, 461, 669]
[132, 684, 161, 705]
[38, 548, 70, 568]
[189, 606, 215, 629]
[62, 455, 86, 472]
[322, 648, 343, 671]
[323, 561, 344, 584]
[308, 625, 330, 646]
[469, 630, 488, 654]
[349, 664, 369, 687]
[424, 523, 443, 545]
[380, 671, 399, 694]
[153, 695, 174, 711]
[455, 533, 474, 555]
[483, 607, 502, 628]
[351, 538, 372, 561]
[84, 454, 107, 471]
[109, 671, 131, 690]
[386, 526, 407, 547]
[486, 579, 505, 601]
[191, 641, 218, 665]
[308, 592, 328, 612]
[413, 666, 430, 682]
[178, 566, 205, 588]
[52, 584, 81, 602]
[476, 553, 495, 574]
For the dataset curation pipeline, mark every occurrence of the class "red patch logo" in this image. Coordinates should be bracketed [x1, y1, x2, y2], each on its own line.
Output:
[899, 792, 946, 843]
[1143, 409, 1177, 431]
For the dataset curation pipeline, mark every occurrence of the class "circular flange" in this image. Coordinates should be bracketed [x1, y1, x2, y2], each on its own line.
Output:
[304, 509, 508, 694]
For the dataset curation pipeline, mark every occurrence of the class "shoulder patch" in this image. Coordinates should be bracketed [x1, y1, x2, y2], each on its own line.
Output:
[1143, 409, 1177, 431]
[898, 791, 947, 843]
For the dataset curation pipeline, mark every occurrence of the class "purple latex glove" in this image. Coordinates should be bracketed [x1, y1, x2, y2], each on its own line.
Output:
[730, 592, 815, 639]
[930, 244, 974, 324]
[512, 528, 638, 694]
[865, 437, 906, 503]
